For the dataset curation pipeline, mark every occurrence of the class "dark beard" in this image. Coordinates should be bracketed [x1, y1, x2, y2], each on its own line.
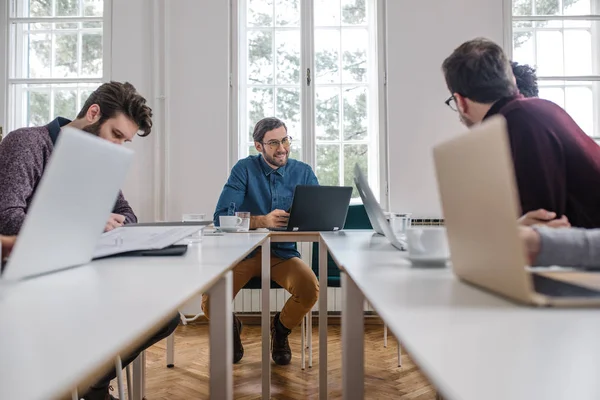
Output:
[262, 149, 288, 168]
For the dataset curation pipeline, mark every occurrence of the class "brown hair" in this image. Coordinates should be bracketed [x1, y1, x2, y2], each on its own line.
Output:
[442, 38, 518, 104]
[252, 117, 287, 143]
[77, 81, 153, 137]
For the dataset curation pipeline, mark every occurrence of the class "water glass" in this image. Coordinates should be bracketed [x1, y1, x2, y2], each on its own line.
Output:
[182, 213, 206, 242]
[389, 213, 412, 240]
[235, 211, 251, 232]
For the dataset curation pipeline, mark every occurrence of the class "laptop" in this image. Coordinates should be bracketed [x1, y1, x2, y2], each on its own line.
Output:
[433, 115, 600, 306]
[270, 185, 352, 231]
[2, 127, 133, 281]
[353, 164, 406, 251]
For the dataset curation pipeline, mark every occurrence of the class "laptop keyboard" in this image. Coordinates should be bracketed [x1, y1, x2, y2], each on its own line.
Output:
[532, 273, 600, 298]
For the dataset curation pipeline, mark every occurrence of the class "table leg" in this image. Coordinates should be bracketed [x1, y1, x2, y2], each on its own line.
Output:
[341, 272, 364, 400]
[209, 271, 233, 400]
[319, 239, 328, 399]
[261, 238, 271, 400]
[115, 357, 126, 400]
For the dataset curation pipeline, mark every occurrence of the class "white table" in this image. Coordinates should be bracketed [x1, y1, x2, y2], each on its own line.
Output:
[321, 231, 600, 400]
[0, 233, 268, 400]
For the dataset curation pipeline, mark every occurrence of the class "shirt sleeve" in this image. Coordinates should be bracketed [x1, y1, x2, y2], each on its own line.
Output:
[112, 190, 138, 224]
[213, 162, 248, 225]
[0, 131, 44, 235]
[533, 226, 600, 269]
[505, 109, 567, 217]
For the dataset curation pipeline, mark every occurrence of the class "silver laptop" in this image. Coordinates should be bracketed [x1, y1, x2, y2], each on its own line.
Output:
[2, 127, 133, 281]
[353, 164, 406, 251]
[433, 115, 600, 306]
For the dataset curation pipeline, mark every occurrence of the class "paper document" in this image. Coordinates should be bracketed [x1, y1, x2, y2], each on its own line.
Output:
[93, 225, 202, 258]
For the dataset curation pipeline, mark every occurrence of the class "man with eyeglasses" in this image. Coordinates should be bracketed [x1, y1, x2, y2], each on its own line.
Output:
[203, 117, 319, 366]
[442, 38, 600, 229]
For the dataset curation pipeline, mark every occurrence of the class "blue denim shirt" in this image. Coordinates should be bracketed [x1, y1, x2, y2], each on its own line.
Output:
[214, 155, 319, 259]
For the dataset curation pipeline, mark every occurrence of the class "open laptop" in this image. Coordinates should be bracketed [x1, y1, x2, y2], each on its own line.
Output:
[433, 115, 600, 306]
[2, 127, 133, 281]
[353, 164, 406, 251]
[270, 185, 352, 231]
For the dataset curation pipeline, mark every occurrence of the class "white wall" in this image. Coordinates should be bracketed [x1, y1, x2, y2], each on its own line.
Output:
[385, 0, 505, 217]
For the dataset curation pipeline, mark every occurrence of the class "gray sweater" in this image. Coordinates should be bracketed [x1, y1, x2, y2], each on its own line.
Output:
[0, 117, 137, 235]
[533, 226, 600, 268]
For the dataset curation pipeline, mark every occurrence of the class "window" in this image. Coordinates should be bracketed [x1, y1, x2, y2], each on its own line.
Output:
[508, 0, 600, 138]
[234, 0, 383, 200]
[5, 0, 110, 132]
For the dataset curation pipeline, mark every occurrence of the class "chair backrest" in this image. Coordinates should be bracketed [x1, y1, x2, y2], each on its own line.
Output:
[311, 204, 372, 287]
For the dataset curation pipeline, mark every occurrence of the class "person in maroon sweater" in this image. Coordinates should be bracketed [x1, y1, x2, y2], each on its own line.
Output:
[441, 38, 600, 229]
[0, 82, 179, 400]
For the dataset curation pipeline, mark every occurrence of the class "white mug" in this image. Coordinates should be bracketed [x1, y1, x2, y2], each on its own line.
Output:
[405, 227, 450, 258]
[219, 215, 243, 230]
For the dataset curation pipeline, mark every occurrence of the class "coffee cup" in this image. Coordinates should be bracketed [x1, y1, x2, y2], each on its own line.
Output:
[405, 226, 450, 259]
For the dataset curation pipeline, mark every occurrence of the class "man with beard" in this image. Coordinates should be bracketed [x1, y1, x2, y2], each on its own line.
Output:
[441, 38, 600, 229]
[205, 117, 319, 366]
[0, 81, 179, 400]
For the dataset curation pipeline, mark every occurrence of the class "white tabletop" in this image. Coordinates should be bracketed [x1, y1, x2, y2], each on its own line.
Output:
[0, 232, 267, 400]
[321, 231, 600, 400]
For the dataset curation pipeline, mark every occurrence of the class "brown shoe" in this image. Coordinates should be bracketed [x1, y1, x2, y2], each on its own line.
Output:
[233, 313, 244, 363]
[271, 312, 292, 365]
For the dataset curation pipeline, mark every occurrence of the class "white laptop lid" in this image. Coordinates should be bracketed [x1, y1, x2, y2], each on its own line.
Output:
[3, 127, 133, 281]
[353, 164, 406, 251]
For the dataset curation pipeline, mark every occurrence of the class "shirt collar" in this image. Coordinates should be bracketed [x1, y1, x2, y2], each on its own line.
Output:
[483, 94, 523, 121]
[259, 154, 287, 177]
[45, 117, 72, 145]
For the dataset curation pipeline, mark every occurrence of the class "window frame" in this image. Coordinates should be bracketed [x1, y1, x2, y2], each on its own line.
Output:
[1, 0, 112, 134]
[229, 0, 389, 208]
[503, 0, 600, 139]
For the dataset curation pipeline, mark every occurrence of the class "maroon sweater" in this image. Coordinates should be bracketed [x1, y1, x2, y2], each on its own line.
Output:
[0, 117, 137, 236]
[484, 95, 600, 228]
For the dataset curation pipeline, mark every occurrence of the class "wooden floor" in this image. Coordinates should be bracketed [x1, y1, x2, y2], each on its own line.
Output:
[112, 322, 436, 399]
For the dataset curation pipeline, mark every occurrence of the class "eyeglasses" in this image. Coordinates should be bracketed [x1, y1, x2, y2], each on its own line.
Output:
[445, 95, 457, 112]
[262, 136, 292, 150]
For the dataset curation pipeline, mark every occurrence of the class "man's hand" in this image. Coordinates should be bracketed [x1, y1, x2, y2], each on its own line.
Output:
[518, 209, 570, 228]
[251, 209, 290, 229]
[104, 213, 126, 232]
[519, 227, 541, 265]
[0, 235, 17, 259]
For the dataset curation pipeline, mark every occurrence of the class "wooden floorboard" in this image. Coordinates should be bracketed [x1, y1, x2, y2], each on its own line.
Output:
[110, 323, 436, 399]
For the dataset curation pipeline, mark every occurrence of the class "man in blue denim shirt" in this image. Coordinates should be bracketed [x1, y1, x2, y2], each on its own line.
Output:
[202, 117, 319, 366]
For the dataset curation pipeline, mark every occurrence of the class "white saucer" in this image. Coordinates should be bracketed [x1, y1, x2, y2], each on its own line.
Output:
[219, 227, 240, 233]
[407, 254, 449, 267]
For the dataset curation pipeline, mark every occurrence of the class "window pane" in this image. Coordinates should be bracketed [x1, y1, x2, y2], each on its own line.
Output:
[341, 0, 366, 25]
[84, 0, 104, 17]
[275, 30, 300, 85]
[314, 0, 341, 27]
[276, 88, 301, 141]
[315, 29, 340, 84]
[317, 144, 340, 186]
[28, 90, 50, 126]
[342, 28, 368, 83]
[54, 33, 79, 78]
[344, 144, 368, 198]
[316, 87, 340, 141]
[82, 33, 103, 77]
[534, 0, 560, 15]
[247, 30, 274, 84]
[248, 88, 274, 141]
[54, 89, 77, 119]
[249, 145, 260, 156]
[23, 0, 52, 17]
[565, 86, 594, 137]
[564, 30, 593, 76]
[538, 86, 565, 108]
[513, 0, 533, 16]
[57, 0, 80, 17]
[275, 0, 299, 27]
[563, 0, 591, 14]
[248, 0, 274, 27]
[536, 30, 563, 76]
[26, 32, 52, 78]
[343, 86, 367, 141]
